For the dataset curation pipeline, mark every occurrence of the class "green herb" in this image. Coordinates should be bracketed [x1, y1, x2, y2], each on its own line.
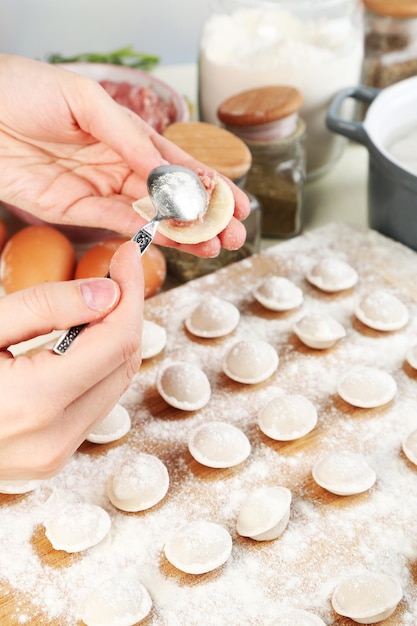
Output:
[47, 45, 160, 71]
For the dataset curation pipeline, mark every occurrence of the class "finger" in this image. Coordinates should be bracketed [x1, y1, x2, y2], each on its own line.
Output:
[34, 241, 144, 406]
[0, 278, 121, 349]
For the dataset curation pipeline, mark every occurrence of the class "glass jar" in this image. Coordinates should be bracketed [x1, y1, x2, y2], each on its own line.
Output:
[218, 85, 306, 239]
[161, 121, 261, 282]
[198, 0, 364, 179]
[362, 1, 417, 89]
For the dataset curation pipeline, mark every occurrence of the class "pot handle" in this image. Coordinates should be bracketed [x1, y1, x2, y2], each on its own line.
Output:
[326, 85, 380, 146]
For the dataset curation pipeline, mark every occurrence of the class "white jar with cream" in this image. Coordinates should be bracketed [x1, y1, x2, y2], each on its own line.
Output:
[198, 0, 364, 178]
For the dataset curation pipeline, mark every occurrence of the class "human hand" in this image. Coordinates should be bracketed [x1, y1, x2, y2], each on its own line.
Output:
[0, 241, 143, 480]
[0, 54, 249, 257]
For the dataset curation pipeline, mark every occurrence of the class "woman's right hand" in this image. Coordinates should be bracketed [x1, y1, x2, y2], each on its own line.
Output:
[0, 240, 143, 480]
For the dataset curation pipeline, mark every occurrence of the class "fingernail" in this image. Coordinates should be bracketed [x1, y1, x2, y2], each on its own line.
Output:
[80, 279, 119, 311]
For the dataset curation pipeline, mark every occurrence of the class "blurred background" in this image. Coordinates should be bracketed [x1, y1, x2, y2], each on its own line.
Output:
[0, 0, 210, 64]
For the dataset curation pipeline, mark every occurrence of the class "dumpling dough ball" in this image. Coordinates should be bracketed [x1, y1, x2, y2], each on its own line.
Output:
[188, 420, 251, 468]
[331, 572, 403, 624]
[312, 451, 376, 496]
[107, 453, 169, 512]
[223, 339, 279, 384]
[354, 289, 409, 331]
[142, 319, 167, 359]
[164, 519, 232, 574]
[185, 296, 240, 338]
[253, 276, 303, 311]
[0, 479, 42, 494]
[44, 503, 111, 553]
[80, 576, 152, 626]
[236, 486, 292, 541]
[156, 360, 211, 410]
[86, 403, 131, 444]
[258, 394, 317, 441]
[293, 314, 346, 349]
[337, 366, 397, 408]
[306, 258, 358, 292]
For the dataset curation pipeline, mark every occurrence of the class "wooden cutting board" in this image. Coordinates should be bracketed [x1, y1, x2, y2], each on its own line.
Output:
[1, 223, 417, 625]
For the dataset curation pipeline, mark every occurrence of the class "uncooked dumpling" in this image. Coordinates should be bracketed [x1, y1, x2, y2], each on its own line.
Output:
[354, 289, 409, 331]
[331, 572, 403, 623]
[164, 519, 232, 574]
[185, 296, 240, 338]
[312, 451, 376, 496]
[44, 503, 111, 553]
[293, 314, 346, 349]
[236, 486, 292, 541]
[107, 453, 169, 512]
[80, 576, 152, 626]
[188, 420, 251, 468]
[258, 395, 317, 441]
[223, 339, 279, 384]
[306, 258, 358, 292]
[0, 479, 42, 494]
[86, 403, 131, 444]
[269, 610, 326, 625]
[253, 276, 303, 311]
[406, 344, 417, 370]
[142, 319, 167, 359]
[156, 360, 211, 410]
[133, 176, 234, 244]
[337, 366, 396, 408]
[402, 429, 417, 466]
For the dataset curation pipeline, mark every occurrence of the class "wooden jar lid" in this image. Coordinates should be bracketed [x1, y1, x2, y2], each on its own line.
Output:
[217, 86, 304, 128]
[363, 0, 417, 17]
[163, 121, 252, 180]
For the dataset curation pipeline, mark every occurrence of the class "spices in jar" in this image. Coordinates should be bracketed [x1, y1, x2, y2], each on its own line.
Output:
[217, 86, 306, 239]
[161, 121, 261, 282]
[362, 0, 417, 89]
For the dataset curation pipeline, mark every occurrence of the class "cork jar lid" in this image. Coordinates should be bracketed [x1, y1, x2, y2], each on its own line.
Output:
[163, 121, 252, 180]
[363, 0, 417, 17]
[217, 86, 304, 128]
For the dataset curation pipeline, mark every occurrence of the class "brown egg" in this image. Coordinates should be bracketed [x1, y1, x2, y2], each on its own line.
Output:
[0, 219, 8, 253]
[0, 225, 76, 293]
[75, 237, 167, 298]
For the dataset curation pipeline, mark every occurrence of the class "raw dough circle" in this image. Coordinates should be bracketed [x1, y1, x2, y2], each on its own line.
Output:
[337, 366, 397, 408]
[86, 403, 131, 444]
[164, 519, 232, 574]
[223, 339, 279, 384]
[44, 503, 111, 553]
[258, 395, 318, 441]
[354, 289, 409, 331]
[253, 276, 303, 311]
[156, 360, 211, 410]
[293, 314, 346, 349]
[331, 572, 403, 624]
[188, 420, 251, 468]
[312, 452, 376, 496]
[185, 296, 240, 338]
[402, 429, 417, 466]
[0, 479, 42, 494]
[236, 486, 292, 541]
[132, 176, 234, 244]
[405, 344, 417, 370]
[80, 576, 152, 626]
[306, 258, 358, 292]
[269, 609, 326, 626]
[107, 453, 169, 512]
[142, 319, 167, 359]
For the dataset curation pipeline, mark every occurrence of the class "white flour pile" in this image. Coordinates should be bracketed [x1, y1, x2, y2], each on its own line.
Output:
[1, 223, 417, 625]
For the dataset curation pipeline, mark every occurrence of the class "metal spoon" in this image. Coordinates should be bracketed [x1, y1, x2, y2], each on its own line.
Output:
[53, 165, 208, 355]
